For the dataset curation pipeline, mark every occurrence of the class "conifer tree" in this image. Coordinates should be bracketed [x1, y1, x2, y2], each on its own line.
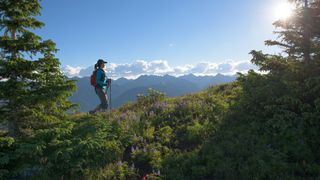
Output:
[263, 0, 320, 64]
[192, 1, 320, 178]
[0, 0, 76, 137]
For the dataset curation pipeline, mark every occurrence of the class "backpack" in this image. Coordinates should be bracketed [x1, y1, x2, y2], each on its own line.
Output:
[90, 70, 97, 87]
[90, 69, 106, 87]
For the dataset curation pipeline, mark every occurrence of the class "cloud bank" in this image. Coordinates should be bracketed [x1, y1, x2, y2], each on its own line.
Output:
[62, 60, 258, 79]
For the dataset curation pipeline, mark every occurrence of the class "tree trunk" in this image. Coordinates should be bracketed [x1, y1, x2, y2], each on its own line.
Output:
[12, 30, 16, 39]
[8, 118, 18, 137]
[11, 29, 17, 59]
[303, 0, 312, 64]
[8, 29, 19, 137]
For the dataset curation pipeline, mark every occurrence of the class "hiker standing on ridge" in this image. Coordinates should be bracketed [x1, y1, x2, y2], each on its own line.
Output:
[89, 59, 112, 113]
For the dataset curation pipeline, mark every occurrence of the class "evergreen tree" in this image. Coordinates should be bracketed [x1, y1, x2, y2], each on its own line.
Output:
[163, 1, 320, 178]
[194, 0, 320, 178]
[264, 0, 320, 64]
[0, 0, 76, 137]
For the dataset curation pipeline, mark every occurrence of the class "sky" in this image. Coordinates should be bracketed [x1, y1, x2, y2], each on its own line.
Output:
[35, 0, 287, 78]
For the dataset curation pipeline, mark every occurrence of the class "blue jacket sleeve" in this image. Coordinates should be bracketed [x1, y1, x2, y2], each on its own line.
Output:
[96, 69, 108, 87]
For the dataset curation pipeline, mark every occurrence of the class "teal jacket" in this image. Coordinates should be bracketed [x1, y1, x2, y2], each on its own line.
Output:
[96, 68, 109, 92]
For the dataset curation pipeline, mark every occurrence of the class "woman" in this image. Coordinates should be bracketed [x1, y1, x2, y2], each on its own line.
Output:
[90, 59, 111, 113]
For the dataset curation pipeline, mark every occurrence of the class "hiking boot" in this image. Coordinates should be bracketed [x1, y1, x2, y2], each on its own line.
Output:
[89, 110, 96, 114]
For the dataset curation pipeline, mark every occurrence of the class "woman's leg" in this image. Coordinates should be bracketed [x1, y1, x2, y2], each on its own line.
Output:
[96, 87, 108, 110]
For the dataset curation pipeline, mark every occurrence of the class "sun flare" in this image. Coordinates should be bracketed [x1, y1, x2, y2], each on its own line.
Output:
[274, 2, 295, 20]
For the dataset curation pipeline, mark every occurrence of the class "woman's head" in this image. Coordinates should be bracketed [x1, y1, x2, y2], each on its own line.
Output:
[96, 59, 107, 69]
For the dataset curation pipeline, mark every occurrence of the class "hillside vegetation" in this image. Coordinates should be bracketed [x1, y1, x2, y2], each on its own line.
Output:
[0, 84, 238, 179]
[2, 63, 320, 179]
[1, 0, 320, 179]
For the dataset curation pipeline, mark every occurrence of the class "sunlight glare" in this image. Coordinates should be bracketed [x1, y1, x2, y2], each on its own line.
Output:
[274, 2, 295, 20]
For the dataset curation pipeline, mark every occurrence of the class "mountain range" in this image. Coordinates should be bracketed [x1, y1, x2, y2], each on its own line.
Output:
[69, 74, 237, 112]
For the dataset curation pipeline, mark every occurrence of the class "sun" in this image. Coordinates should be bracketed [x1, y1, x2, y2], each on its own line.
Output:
[274, 2, 295, 20]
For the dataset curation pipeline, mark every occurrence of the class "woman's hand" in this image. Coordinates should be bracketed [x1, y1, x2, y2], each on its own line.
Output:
[107, 78, 112, 86]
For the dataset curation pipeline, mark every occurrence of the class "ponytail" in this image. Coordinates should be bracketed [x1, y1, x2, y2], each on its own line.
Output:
[94, 63, 98, 70]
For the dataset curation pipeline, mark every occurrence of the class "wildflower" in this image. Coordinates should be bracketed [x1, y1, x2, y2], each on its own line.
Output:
[117, 161, 123, 166]
[162, 101, 168, 108]
[120, 112, 126, 120]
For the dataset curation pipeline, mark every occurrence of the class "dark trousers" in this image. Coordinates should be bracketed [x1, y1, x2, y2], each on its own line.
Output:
[93, 86, 108, 112]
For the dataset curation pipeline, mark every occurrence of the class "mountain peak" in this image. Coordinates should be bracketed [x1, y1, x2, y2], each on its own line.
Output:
[215, 73, 224, 77]
[117, 77, 129, 81]
[163, 74, 173, 77]
[181, 73, 196, 78]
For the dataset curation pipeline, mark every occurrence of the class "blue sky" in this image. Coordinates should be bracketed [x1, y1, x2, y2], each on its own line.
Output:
[36, 0, 286, 77]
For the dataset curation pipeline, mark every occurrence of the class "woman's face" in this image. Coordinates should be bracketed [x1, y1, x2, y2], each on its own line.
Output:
[101, 63, 105, 68]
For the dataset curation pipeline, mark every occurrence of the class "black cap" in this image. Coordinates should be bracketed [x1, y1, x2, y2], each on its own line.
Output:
[97, 59, 108, 64]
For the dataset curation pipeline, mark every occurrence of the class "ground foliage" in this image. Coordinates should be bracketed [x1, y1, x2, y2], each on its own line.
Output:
[0, 86, 238, 179]
[2, 67, 319, 179]
[1, 0, 320, 179]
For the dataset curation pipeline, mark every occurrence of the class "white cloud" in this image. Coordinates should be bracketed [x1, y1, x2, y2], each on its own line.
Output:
[62, 60, 258, 79]
[61, 65, 83, 77]
[173, 64, 193, 75]
[147, 60, 174, 74]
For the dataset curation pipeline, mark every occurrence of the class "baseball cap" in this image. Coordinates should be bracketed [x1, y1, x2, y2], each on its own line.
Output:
[97, 59, 108, 64]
